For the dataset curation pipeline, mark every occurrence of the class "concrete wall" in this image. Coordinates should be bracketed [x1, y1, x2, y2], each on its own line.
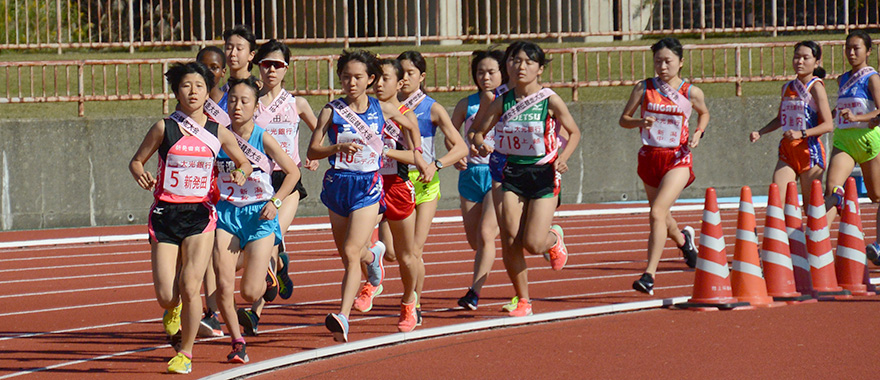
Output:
[0, 95, 823, 230]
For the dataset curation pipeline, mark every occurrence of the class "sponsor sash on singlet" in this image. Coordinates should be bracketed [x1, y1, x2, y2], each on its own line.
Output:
[330, 99, 383, 171]
[255, 90, 293, 128]
[227, 127, 274, 173]
[653, 77, 692, 120]
[837, 67, 878, 129]
[169, 111, 221, 154]
[402, 90, 427, 111]
[204, 98, 231, 127]
[495, 88, 556, 157]
[780, 79, 811, 132]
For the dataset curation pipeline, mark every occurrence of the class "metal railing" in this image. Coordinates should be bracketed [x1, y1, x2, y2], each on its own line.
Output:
[2, 40, 880, 116]
[1, 0, 878, 51]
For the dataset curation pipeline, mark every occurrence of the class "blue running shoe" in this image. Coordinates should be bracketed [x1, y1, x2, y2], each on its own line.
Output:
[237, 308, 259, 336]
[457, 288, 479, 310]
[325, 313, 349, 342]
[366, 241, 386, 287]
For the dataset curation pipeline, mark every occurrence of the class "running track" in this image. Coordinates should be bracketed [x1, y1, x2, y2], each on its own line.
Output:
[0, 202, 876, 379]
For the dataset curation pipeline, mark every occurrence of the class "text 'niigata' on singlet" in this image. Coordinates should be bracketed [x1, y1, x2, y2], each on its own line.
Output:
[155, 119, 219, 204]
[640, 78, 691, 148]
[216, 125, 275, 207]
[328, 96, 385, 172]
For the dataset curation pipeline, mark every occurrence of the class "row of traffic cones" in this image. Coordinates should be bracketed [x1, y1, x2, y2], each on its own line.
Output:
[679, 177, 875, 310]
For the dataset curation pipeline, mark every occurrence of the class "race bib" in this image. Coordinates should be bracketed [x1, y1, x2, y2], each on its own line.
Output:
[334, 128, 381, 171]
[779, 99, 806, 132]
[836, 97, 872, 129]
[162, 153, 214, 198]
[641, 111, 684, 148]
[495, 122, 546, 156]
[216, 160, 273, 206]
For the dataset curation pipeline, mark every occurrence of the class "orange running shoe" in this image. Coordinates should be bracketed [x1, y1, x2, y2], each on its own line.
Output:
[547, 225, 567, 270]
[397, 301, 417, 332]
[352, 283, 383, 313]
[508, 299, 533, 317]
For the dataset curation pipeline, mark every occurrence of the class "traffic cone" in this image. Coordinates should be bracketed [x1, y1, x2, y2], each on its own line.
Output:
[834, 177, 874, 295]
[731, 186, 781, 307]
[806, 179, 851, 299]
[677, 188, 752, 311]
[760, 183, 813, 303]
[785, 181, 815, 297]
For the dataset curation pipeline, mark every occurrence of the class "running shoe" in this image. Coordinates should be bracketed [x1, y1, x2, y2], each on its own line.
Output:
[353, 283, 384, 313]
[366, 241, 386, 287]
[457, 288, 479, 310]
[277, 251, 294, 299]
[508, 299, 533, 317]
[415, 307, 423, 326]
[198, 311, 224, 338]
[226, 341, 249, 364]
[166, 352, 191, 374]
[263, 259, 279, 302]
[168, 330, 182, 352]
[632, 273, 655, 295]
[679, 226, 698, 269]
[867, 242, 880, 266]
[325, 313, 349, 342]
[397, 302, 418, 332]
[163, 302, 182, 336]
[501, 296, 519, 312]
[237, 308, 260, 336]
[832, 185, 845, 212]
[547, 225, 568, 270]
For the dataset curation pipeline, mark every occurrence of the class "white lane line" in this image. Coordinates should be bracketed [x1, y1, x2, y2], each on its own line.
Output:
[0, 202, 743, 250]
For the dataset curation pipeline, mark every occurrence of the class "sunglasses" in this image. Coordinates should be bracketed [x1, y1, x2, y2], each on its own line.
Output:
[259, 60, 288, 70]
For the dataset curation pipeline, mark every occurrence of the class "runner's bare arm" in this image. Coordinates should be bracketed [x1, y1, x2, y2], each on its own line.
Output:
[129, 120, 165, 190]
[548, 95, 581, 174]
[471, 97, 503, 156]
[380, 101, 428, 173]
[802, 81, 834, 139]
[296, 96, 321, 171]
[619, 81, 653, 129]
[261, 131, 301, 220]
[688, 85, 710, 148]
[307, 106, 361, 161]
[430, 101, 468, 170]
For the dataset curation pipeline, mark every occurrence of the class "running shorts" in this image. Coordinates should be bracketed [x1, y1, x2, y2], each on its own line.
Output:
[778, 137, 826, 174]
[408, 170, 441, 205]
[271, 171, 308, 200]
[382, 174, 416, 221]
[502, 162, 560, 199]
[149, 200, 216, 245]
[637, 145, 695, 189]
[832, 127, 880, 164]
[320, 169, 385, 217]
[489, 151, 507, 183]
[216, 201, 282, 249]
[458, 164, 492, 203]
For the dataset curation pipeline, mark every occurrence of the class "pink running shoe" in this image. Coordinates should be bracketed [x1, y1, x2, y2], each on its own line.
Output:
[508, 299, 533, 317]
[547, 225, 568, 270]
[397, 302, 418, 332]
[352, 283, 383, 313]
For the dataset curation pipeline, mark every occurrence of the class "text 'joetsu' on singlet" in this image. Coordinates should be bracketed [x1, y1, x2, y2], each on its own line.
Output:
[464, 92, 493, 165]
[379, 104, 412, 179]
[640, 78, 691, 148]
[216, 125, 275, 207]
[256, 89, 303, 167]
[496, 88, 558, 165]
[328, 96, 385, 172]
[836, 67, 878, 129]
[155, 119, 220, 204]
[779, 77, 821, 132]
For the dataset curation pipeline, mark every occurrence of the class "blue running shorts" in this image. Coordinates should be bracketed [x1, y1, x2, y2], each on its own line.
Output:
[488, 151, 507, 183]
[458, 164, 492, 203]
[320, 169, 385, 217]
[216, 201, 282, 249]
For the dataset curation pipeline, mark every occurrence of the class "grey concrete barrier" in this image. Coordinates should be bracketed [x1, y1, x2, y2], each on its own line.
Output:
[0, 95, 828, 230]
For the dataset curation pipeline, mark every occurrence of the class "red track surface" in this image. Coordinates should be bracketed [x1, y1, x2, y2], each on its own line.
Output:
[0, 203, 876, 379]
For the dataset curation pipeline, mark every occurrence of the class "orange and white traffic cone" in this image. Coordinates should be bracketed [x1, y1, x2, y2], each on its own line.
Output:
[731, 186, 781, 307]
[677, 188, 752, 311]
[806, 179, 851, 299]
[761, 183, 813, 303]
[785, 181, 815, 297]
[835, 177, 874, 296]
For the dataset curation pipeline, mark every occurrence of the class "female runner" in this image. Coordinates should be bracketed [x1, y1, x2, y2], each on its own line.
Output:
[234, 39, 320, 336]
[213, 76, 300, 363]
[619, 37, 709, 295]
[750, 41, 833, 213]
[452, 49, 505, 310]
[821, 31, 880, 262]
[472, 41, 581, 317]
[308, 50, 419, 342]
[397, 51, 468, 322]
[129, 62, 251, 373]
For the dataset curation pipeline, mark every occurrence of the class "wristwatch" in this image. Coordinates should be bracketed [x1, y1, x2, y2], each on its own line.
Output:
[434, 160, 444, 170]
[270, 197, 282, 208]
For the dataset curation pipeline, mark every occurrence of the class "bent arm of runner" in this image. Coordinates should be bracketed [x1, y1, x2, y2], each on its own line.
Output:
[688, 85, 710, 148]
[129, 120, 165, 190]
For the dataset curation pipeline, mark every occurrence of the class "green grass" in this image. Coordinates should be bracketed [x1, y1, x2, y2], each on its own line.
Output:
[0, 33, 868, 119]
